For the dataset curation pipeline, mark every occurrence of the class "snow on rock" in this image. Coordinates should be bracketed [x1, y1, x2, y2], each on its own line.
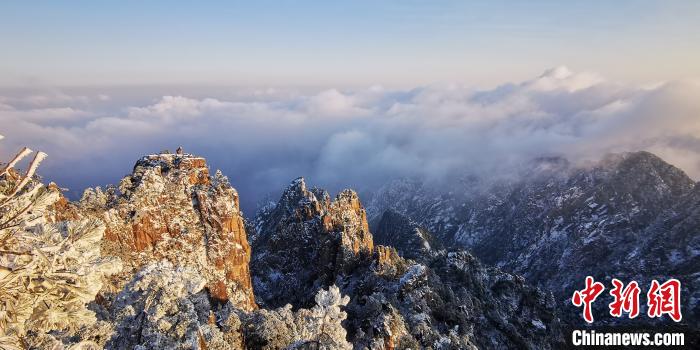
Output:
[252, 177, 565, 349]
[80, 152, 256, 311]
[251, 177, 374, 308]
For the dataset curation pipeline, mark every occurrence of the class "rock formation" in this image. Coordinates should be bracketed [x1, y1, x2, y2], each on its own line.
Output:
[251, 177, 565, 348]
[20, 148, 696, 348]
[82, 152, 256, 310]
[251, 177, 374, 308]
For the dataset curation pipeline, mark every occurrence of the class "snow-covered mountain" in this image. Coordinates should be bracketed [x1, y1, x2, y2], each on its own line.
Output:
[250, 177, 565, 348]
[366, 151, 700, 329]
[6, 147, 697, 349]
[19, 151, 560, 349]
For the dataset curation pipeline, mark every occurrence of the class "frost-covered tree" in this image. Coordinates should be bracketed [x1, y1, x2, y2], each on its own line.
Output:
[242, 285, 352, 350]
[293, 285, 351, 350]
[0, 138, 121, 349]
[107, 261, 234, 350]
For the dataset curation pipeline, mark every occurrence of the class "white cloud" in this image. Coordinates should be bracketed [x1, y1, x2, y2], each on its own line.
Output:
[1, 68, 699, 209]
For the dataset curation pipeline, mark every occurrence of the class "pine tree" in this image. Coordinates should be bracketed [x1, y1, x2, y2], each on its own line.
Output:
[0, 137, 121, 349]
[298, 285, 351, 350]
[242, 285, 352, 350]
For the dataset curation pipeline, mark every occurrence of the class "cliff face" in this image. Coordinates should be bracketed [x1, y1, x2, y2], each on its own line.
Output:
[83, 153, 256, 310]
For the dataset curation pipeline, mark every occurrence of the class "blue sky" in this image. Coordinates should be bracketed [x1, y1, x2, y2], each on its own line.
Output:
[1, 0, 699, 87]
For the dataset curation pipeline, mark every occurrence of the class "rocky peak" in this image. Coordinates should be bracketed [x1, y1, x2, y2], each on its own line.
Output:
[87, 151, 256, 311]
[372, 245, 409, 276]
[135, 153, 209, 185]
[325, 189, 374, 256]
[255, 177, 373, 256]
[251, 178, 374, 308]
[252, 178, 565, 348]
[276, 177, 322, 217]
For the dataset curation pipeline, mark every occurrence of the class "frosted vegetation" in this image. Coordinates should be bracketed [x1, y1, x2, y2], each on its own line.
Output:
[0, 137, 121, 349]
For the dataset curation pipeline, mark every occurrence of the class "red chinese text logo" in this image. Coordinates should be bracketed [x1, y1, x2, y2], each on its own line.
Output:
[609, 278, 641, 319]
[572, 276, 605, 323]
[572, 277, 682, 323]
[647, 279, 682, 322]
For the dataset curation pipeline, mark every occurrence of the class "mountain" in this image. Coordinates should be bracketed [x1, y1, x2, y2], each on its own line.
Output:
[28, 151, 563, 349]
[366, 151, 700, 328]
[54, 152, 258, 314]
[13, 148, 698, 348]
[250, 177, 374, 309]
[250, 177, 565, 348]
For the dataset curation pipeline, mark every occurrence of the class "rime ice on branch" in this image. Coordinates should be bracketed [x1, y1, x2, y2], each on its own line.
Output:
[0, 136, 121, 349]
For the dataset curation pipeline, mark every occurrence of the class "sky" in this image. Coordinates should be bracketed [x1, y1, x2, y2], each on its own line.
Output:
[1, 1, 700, 211]
[1, 1, 699, 87]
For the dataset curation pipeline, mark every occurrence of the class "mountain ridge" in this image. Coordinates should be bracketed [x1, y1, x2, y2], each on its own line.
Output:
[366, 150, 700, 329]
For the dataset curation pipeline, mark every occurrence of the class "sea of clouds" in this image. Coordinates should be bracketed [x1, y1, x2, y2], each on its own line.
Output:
[1, 66, 700, 211]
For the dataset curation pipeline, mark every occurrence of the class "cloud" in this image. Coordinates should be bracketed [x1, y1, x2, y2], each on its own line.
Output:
[1, 66, 700, 211]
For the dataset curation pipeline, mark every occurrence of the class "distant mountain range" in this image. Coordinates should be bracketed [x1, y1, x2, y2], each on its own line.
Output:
[365, 151, 699, 330]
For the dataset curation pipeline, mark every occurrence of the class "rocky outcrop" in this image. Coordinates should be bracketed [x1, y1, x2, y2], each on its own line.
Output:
[251, 177, 374, 308]
[252, 178, 565, 349]
[24, 146, 700, 348]
[83, 152, 256, 311]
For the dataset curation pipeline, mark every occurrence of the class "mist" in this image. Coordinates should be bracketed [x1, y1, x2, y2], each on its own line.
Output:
[2, 67, 700, 212]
